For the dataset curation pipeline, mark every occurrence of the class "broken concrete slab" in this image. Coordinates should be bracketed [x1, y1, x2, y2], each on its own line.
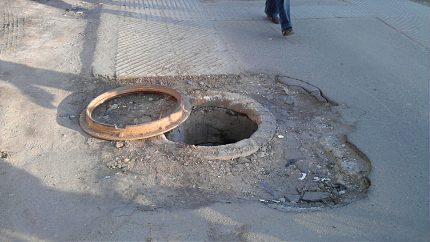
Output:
[302, 192, 331, 202]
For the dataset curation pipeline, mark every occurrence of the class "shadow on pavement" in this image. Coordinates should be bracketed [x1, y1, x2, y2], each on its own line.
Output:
[0, 161, 285, 241]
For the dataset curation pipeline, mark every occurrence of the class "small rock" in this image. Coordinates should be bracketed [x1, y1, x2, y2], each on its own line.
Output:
[69, 115, 76, 119]
[279, 197, 286, 203]
[124, 158, 130, 162]
[301, 191, 331, 202]
[285, 194, 301, 203]
[298, 172, 307, 180]
[1, 151, 9, 159]
[277, 135, 285, 139]
[198, 81, 205, 86]
[108, 104, 119, 111]
[148, 97, 154, 101]
[186, 80, 193, 85]
[115, 142, 125, 149]
[259, 199, 280, 204]
[338, 190, 346, 195]
[104, 176, 111, 179]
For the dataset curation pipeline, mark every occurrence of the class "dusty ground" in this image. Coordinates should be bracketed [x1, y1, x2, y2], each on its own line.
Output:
[0, 0, 370, 209]
[83, 74, 370, 211]
[1, 0, 373, 240]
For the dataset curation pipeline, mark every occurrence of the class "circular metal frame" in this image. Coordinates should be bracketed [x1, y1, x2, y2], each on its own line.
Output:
[79, 85, 191, 141]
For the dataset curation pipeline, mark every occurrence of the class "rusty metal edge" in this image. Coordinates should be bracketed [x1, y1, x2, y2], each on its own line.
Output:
[79, 85, 191, 141]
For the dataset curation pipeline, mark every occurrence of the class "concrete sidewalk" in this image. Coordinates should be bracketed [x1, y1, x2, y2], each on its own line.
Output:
[92, 0, 429, 240]
[0, 0, 428, 240]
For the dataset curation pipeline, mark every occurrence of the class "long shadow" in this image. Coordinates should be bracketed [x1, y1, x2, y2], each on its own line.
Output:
[1, 0, 110, 132]
[0, 161, 136, 240]
[0, 161, 272, 241]
[0, 59, 120, 133]
[1, 1, 290, 241]
[0, 60, 75, 109]
[1, 0, 251, 113]
[30, 0, 74, 9]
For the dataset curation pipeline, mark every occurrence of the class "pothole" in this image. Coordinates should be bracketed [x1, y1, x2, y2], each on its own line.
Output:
[165, 106, 258, 146]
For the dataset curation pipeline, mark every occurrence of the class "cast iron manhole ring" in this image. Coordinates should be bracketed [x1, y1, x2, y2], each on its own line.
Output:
[79, 85, 191, 141]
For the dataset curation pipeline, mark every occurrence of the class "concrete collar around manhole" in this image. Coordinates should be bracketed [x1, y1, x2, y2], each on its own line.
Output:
[161, 91, 277, 160]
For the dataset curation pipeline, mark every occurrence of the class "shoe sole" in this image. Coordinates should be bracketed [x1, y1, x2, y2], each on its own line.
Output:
[266, 16, 279, 24]
[282, 28, 293, 36]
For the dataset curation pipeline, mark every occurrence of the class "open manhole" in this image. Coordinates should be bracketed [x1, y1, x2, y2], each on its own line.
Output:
[162, 91, 277, 160]
[165, 106, 258, 146]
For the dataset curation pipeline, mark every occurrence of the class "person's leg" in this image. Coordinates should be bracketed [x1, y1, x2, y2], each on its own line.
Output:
[265, 0, 270, 16]
[265, 0, 278, 17]
[276, 0, 292, 33]
[285, 0, 292, 27]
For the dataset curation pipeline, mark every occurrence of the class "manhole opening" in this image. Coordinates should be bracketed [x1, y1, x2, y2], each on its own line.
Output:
[165, 106, 258, 146]
[92, 93, 178, 128]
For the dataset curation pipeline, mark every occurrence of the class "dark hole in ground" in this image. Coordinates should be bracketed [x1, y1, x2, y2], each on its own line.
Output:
[165, 106, 258, 146]
[92, 93, 178, 128]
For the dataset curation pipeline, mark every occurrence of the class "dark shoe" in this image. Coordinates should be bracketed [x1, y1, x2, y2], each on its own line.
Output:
[266, 15, 279, 24]
[282, 27, 293, 36]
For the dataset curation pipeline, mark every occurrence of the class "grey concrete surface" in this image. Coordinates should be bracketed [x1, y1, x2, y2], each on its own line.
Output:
[1, 0, 428, 241]
[92, 0, 429, 240]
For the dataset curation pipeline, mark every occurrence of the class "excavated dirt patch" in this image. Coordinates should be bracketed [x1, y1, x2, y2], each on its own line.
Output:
[82, 73, 371, 211]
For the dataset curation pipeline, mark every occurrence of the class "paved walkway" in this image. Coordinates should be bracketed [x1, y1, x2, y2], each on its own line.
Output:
[93, 0, 430, 240]
[1, 0, 427, 240]
[94, 0, 430, 78]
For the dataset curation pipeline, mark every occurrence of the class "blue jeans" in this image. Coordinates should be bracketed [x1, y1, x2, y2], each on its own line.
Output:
[265, 0, 292, 30]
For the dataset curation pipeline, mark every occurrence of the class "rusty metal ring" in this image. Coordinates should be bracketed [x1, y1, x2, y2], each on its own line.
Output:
[79, 85, 191, 141]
